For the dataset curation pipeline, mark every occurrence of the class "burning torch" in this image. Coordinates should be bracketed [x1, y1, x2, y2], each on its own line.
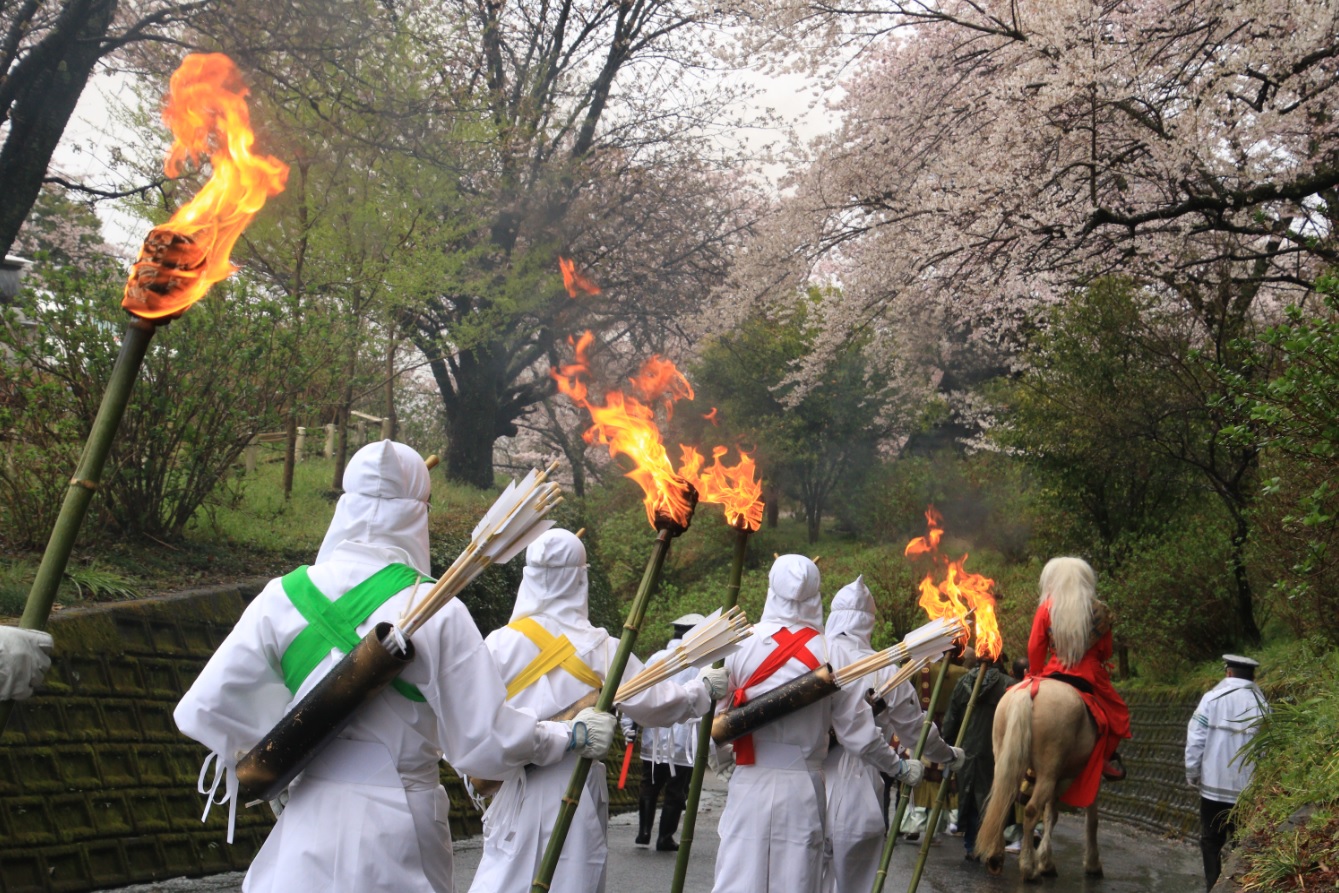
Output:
[870, 507, 1002, 893]
[532, 332, 712, 892]
[0, 53, 289, 733]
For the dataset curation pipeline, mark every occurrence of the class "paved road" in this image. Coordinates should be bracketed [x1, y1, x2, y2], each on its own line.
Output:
[98, 775, 1201, 893]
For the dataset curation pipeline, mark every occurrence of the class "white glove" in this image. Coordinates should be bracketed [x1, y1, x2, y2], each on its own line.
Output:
[268, 788, 290, 818]
[708, 741, 736, 781]
[0, 626, 53, 701]
[565, 707, 616, 759]
[894, 758, 925, 787]
[698, 666, 730, 701]
[943, 746, 967, 771]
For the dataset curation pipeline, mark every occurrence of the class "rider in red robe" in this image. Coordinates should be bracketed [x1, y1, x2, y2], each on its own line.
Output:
[1022, 566, 1131, 808]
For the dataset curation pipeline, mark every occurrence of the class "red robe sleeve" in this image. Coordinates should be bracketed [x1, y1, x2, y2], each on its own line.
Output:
[1027, 600, 1051, 675]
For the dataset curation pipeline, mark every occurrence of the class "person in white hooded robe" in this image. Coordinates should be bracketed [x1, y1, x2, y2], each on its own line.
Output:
[468, 528, 728, 893]
[820, 576, 962, 893]
[174, 441, 615, 893]
[710, 556, 926, 893]
[627, 613, 706, 850]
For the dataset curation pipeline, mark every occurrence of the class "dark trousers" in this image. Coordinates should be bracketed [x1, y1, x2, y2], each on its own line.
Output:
[1200, 797, 1236, 890]
[638, 760, 691, 841]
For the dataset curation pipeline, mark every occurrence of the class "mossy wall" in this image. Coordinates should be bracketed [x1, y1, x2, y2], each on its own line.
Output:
[1100, 688, 1201, 837]
[0, 583, 641, 893]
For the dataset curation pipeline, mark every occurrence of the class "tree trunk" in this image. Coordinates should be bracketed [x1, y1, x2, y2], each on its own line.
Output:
[332, 382, 353, 493]
[441, 345, 508, 489]
[282, 409, 297, 499]
[0, 0, 119, 258]
[806, 504, 822, 544]
[444, 399, 499, 489]
[1230, 512, 1262, 646]
[384, 327, 398, 441]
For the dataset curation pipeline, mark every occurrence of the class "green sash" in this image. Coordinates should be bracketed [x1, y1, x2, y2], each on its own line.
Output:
[279, 563, 432, 702]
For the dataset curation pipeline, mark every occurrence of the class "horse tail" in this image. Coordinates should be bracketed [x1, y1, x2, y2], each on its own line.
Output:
[975, 689, 1032, 861]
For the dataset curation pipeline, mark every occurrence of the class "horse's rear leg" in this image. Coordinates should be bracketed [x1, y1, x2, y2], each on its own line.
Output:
[1019, 780, 1051, 882]
[1083, 801, 1103, 876]
[1037, 799, 1058, 877]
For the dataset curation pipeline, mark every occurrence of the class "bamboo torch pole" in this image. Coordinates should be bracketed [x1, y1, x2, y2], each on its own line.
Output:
[904, 657, 988, 893]
[0, 315, 161, 733]
[670, 522, 750, 892]
[869, 654, 953, 893]
[531, 523, 680, 892]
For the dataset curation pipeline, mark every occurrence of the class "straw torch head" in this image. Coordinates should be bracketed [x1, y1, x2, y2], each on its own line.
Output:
[122, 53, 289, 321]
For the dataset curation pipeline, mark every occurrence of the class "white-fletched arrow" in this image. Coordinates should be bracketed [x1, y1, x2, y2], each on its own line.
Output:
[615, 606, 753, 703]
[833, 615, 967, 688]
[874, 656, 931, 701]
[399, 461, 563, 637]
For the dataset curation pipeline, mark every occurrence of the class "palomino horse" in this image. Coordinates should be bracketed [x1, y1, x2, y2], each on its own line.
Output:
[974, 679, 1103, 881]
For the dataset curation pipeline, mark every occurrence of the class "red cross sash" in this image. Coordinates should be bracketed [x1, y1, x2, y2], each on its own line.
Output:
[731, 626, 822, 766]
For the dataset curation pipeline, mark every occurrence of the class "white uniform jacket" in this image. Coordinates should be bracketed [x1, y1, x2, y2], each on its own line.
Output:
[1185, 677, 1269, 805]
[637, 637, 701, 770]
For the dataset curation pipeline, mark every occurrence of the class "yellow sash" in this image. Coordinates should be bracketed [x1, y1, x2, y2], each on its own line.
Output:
[505, 616, 603, 700]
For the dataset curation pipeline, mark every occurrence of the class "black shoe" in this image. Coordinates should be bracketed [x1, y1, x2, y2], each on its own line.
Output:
[635, 833, 650, 846]
[656, 836, 679, 851]
[1102, 754, 1127, 782]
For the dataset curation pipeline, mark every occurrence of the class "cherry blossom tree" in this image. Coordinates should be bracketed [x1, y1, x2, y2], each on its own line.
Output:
[719, 0, 1339, 643]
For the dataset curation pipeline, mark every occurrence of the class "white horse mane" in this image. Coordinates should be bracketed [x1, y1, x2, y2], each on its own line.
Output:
[1038, 556, 1096, 669]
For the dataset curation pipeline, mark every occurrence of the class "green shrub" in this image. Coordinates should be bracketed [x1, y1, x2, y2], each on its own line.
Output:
[1235, 640, 1339, 891]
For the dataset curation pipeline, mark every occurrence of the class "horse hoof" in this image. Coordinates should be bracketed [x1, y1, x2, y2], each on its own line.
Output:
[1085, 866, 1105, 878]
[1041, 866, 1058, 877]
[986, 857, 1004, 876]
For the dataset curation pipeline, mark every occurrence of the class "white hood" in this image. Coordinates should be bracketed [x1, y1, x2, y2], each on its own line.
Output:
[509, 528, 606, 652]
[825, 575, 875, 646]
[760, 554, 823, 628]
[315, 440, 432, 573]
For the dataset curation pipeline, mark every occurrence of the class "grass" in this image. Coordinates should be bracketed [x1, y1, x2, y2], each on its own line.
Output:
[1232, 639, 1339, 892]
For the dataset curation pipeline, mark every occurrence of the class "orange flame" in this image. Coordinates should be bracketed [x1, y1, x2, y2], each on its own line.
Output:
[679, 445, 764, 531]
[906, 506, 1001, 660]
[121, 53, 288, 320]
[702, 407, 719, 426]
[552, 332, 697, 528]
[559, 256, 601, 298]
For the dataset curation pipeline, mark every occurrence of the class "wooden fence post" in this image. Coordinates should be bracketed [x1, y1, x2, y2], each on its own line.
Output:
[244, 438, 259, 474]
[324, 424, 335, 459]
[295, 426, 306, 462]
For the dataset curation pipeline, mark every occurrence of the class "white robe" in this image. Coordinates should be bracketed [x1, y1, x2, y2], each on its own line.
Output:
[468, 529, 710, 893]
[712, 558, 904, 893]
[175, 542, 571, 893]
[821, 634, 953, 893]
[175, 441, 571, 893]
[468, 621, 709, 893]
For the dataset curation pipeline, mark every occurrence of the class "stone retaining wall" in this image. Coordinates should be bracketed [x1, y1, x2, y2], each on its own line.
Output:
[0, 583, 640, 893]
[1100, 688, 1201, 838]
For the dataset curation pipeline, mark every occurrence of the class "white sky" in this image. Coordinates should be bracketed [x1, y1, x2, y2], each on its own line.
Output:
[49, 63, 843, 255]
